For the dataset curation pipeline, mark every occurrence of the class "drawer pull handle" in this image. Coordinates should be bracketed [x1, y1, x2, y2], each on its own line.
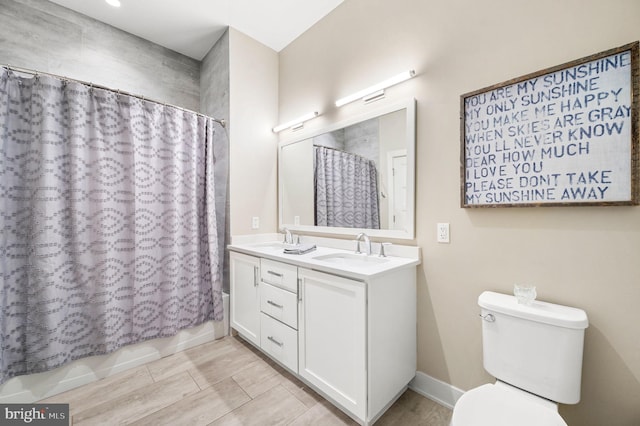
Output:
[267, 336, 283, 347]
[267, 270, 283, 278]
[267, 300, 283, 309]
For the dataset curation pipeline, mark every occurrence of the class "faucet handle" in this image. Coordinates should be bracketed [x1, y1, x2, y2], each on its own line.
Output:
[379, 242, 392, 257]
[281, 227, 294, 244]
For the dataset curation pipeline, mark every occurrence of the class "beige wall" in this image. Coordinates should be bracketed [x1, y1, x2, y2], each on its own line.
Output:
[278, 0, 640, 424]
[280, 139, 315, 226]
[229, 28, 279, 236]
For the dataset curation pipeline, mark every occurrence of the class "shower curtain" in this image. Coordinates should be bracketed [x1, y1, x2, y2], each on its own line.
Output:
[314, 146, 380, 229]
[0, 69, 223, 385]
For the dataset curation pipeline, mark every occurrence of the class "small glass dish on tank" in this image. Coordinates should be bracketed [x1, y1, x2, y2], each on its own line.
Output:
[514, 283, 537, 306]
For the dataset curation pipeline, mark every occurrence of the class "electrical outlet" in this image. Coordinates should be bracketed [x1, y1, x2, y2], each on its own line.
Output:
[294, 216, 300, 225]
[437, 223, 450, 243]
[251, 216, 260, 230]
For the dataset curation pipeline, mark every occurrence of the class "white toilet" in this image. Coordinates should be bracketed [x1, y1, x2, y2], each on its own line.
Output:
[451, 291, 588, 426]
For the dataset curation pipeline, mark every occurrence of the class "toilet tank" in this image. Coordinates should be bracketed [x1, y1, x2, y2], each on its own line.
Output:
[478, 291, 588, 404]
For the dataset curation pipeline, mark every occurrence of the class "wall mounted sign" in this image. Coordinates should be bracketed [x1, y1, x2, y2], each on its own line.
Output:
[461, 42, 639, 207]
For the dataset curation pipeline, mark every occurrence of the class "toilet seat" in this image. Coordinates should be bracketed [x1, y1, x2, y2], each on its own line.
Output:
[451, 382, 567, 426]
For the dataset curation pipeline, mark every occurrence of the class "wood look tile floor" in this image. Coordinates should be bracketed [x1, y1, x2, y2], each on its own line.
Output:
[41, 336, 452, 425]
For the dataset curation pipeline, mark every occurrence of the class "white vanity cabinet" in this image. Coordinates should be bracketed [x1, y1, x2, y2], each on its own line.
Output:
[298, 268, 367, 419]
[229, 252, 261, 345]
[297, 267, 417, 424]
[230, 253, 299, 370]
[259, 258, 299, 372]
[228, 245, 417, 425]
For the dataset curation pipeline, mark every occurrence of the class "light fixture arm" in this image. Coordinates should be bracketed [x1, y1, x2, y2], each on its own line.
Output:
[272, 111, 320, 133]
[271, 69, 415, 132]
[335, 69, 415, 107]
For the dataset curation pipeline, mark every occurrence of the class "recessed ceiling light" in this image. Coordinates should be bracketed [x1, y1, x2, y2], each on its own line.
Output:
[105, 0, 121, 7]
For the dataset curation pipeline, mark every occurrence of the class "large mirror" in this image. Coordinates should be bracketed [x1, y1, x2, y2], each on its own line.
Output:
[279, 98, 416, 240]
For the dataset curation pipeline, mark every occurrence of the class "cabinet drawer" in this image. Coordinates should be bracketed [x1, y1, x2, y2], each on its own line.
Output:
[260, 313, 298, 373]
[260, 258, 298, 293]
[260, 282, 298, 329]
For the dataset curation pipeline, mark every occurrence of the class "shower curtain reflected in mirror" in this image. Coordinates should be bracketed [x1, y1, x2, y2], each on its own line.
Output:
[314, 146, 380, 229]
[0, 69, 223, 384]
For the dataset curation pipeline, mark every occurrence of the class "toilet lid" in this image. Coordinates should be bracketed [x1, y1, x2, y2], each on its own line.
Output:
[451, 383, 567, 426]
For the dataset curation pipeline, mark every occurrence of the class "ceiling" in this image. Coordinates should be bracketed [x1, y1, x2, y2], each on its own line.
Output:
[48, 0, 344, 60]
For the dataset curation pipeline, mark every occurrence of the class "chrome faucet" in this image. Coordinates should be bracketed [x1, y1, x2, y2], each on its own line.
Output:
[355, 232, 371, 255]
[379, 242, 392, 257]
[282, 227, 294, 244]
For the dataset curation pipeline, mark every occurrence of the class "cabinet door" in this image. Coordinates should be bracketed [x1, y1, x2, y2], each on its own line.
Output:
[298, 268, 366, 419]
[230, 252, 260, 345]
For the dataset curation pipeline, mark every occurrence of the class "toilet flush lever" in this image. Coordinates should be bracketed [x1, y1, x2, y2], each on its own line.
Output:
[479, 313, 495, 322]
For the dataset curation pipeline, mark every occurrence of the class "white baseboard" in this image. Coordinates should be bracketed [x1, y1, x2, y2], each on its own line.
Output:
[409, 371, 465, 410]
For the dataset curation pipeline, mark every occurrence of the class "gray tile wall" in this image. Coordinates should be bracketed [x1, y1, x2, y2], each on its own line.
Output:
[200, 29, 229, 121]
[313, 119, 380, 168]
[201, 30, 231, 292]
[1, 0, 201, 111]
[344, 118, 379, 168]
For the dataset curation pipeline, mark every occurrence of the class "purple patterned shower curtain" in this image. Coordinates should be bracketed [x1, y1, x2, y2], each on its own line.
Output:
[0, 69, 223, 384]
[314, 146, 380, 229]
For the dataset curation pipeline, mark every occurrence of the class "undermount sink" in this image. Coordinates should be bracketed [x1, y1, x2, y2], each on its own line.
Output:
[312, 253, 389, 266]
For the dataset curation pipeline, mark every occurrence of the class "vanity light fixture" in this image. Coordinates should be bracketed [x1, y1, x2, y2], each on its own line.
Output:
[106, 0, 121, 7]
[272, 111, 320, 133]
[335, 69, 416, 107]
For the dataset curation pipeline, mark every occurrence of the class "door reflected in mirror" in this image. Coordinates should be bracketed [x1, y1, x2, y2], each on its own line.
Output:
[279, 99, 415, 240]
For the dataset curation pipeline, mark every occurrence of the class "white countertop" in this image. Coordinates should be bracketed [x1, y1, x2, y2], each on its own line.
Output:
[228, 238, 421, 280]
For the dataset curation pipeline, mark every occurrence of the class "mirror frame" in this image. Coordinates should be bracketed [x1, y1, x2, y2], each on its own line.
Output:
[278, 98, 416, 240]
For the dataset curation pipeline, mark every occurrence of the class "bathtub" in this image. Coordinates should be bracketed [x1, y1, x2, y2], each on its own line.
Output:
[0, 292, 230, 403]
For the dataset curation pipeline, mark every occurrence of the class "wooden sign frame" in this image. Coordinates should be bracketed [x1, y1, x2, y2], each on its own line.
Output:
[461, 42, 639, 208]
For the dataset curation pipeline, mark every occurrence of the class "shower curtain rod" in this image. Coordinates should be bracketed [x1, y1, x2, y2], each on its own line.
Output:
[2, 64, 226, 128]
[314, 144, 371, 160]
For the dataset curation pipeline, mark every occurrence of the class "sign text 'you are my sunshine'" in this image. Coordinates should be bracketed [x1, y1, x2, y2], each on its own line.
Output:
[462, 47, 634, 206]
